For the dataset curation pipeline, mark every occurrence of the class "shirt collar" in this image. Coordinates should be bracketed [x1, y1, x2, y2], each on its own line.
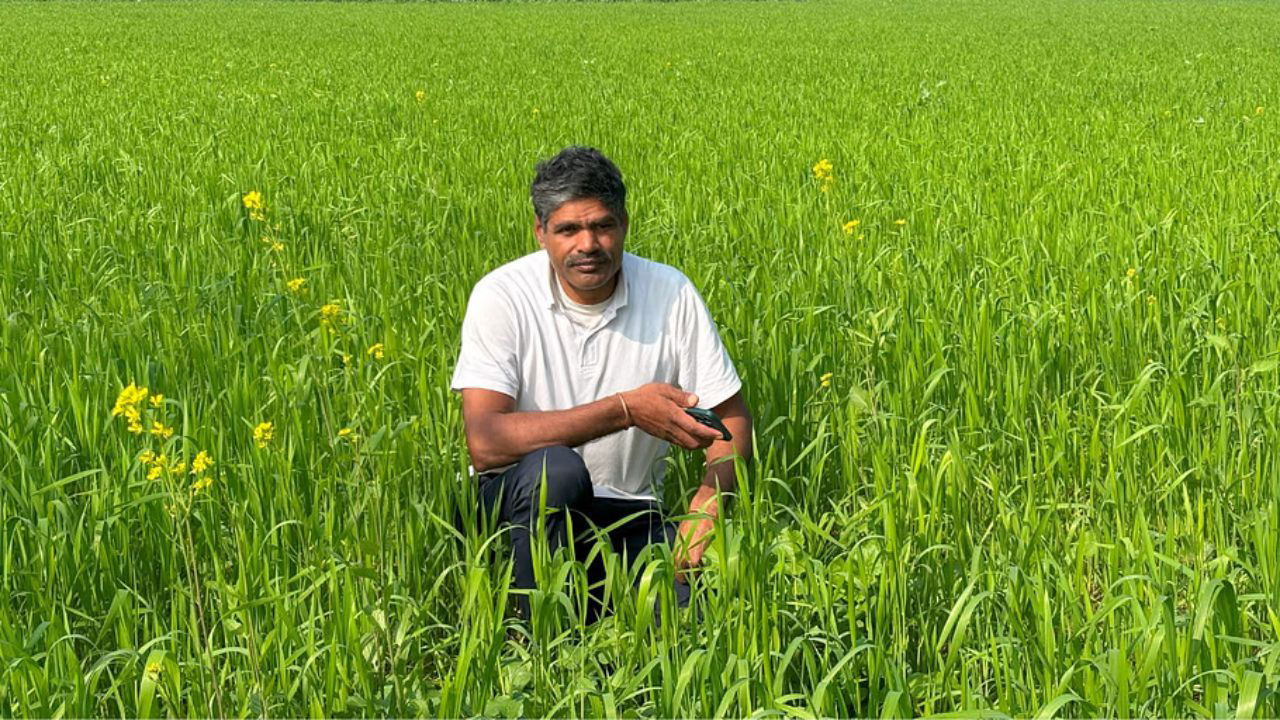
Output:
[540, 250, 630, 313]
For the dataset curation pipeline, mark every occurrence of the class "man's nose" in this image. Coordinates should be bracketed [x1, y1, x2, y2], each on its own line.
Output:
[576, 228, 601, 252]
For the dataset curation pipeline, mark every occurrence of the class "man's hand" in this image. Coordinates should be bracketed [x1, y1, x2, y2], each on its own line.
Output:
[672, 392, 751, 583]
[620, 383, 721, 450]
[674, 485, 719, 583]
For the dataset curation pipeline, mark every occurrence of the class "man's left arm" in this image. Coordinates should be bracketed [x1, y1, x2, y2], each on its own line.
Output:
[674, 390, 752, 580]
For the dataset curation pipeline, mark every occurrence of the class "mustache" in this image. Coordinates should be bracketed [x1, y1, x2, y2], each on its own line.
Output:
[568, 253, 610, 267]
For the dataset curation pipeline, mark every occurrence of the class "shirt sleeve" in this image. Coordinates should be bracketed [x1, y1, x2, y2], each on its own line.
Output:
[675, 280, 742, 410]
[450, 279, 521, 399]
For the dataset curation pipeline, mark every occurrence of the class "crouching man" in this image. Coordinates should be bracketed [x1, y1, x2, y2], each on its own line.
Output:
[451, 146, 752, 619]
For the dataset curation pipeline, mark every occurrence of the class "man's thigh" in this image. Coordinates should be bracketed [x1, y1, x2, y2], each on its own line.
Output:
[475, 447, 592, 526]
[585, 497, 673, 561]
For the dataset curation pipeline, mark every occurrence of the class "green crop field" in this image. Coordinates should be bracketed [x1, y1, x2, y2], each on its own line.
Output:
[3, 0, 1280, 716]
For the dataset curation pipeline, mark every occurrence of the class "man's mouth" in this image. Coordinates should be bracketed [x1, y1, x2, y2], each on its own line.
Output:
[571, 258, 607, 273]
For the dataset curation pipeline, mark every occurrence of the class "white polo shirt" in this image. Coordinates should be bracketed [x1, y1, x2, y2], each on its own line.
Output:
[451, 249, 741, 500]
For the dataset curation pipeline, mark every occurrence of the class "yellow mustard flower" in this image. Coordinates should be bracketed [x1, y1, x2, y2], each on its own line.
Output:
[149, 393, 164, 408]
[191, 450, 213, 474]
[286, 277, 306, 293]
[149, 421, 174, 439]
[191, 475, 214, 493]
[894, 218, 907, 227]
[320, 302, 343, 327]
[169, 461, 186, 475]
[820, 372, 833, 388]
[1256, 106, 1264, 116]
[253, 421, 274, 449]
[812, 159, 834, 192]
[145, 662, 163, 678]
[337, 427, 360, 442]
[366, 342, 384, 359]
[123, 405, 143, 434]
[243, 192, 266, 221]
[125, 404, 143, 433]
[1126, 267, 1137, 279]
[112, 382, 149, 417]
[842, 220, 860, 235]
[147, 464, 164, 481]
[415, 89, 426, 103]
[138, 449, 156, 464]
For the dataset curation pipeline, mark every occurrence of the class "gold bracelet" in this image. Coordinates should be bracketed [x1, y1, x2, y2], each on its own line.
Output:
[616, 393, 632, 428]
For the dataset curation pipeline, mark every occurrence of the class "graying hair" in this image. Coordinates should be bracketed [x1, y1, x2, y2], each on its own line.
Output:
[530, 146, 627, 225]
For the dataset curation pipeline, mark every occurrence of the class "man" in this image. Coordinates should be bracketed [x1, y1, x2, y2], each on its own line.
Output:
[451, 145, 752, 619]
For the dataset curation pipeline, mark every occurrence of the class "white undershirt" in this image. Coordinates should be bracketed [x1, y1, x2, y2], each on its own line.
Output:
[553, 279, 611, 330]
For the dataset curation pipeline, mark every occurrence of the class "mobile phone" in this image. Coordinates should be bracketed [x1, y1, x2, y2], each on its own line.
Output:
[684, 407, 732, 442]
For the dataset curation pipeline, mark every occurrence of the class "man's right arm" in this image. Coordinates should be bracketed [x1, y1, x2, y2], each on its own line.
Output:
[460, 384, 721, 472]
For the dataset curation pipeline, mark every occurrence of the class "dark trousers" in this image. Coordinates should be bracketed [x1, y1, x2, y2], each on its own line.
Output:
[477, 445, 690, 620]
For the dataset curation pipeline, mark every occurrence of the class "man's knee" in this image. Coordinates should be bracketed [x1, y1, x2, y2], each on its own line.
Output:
[515, 445, 592, 511]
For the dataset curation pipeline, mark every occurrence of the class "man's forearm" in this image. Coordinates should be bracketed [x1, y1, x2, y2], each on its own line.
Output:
[467, 395, 629, 470]
[690, 398, 752, 511]
[701, 454, 740, 494]
[674, 405, 751, 578]
[691, 449, 742, 515]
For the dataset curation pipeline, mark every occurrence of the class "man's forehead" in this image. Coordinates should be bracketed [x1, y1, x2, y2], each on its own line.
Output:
[544, 197, 622, 226]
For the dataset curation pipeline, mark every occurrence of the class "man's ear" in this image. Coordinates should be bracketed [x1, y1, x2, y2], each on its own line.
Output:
[534, 218, 546, 249]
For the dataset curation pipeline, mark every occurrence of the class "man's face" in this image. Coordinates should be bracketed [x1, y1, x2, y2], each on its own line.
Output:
[535, 197, 627, 304]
